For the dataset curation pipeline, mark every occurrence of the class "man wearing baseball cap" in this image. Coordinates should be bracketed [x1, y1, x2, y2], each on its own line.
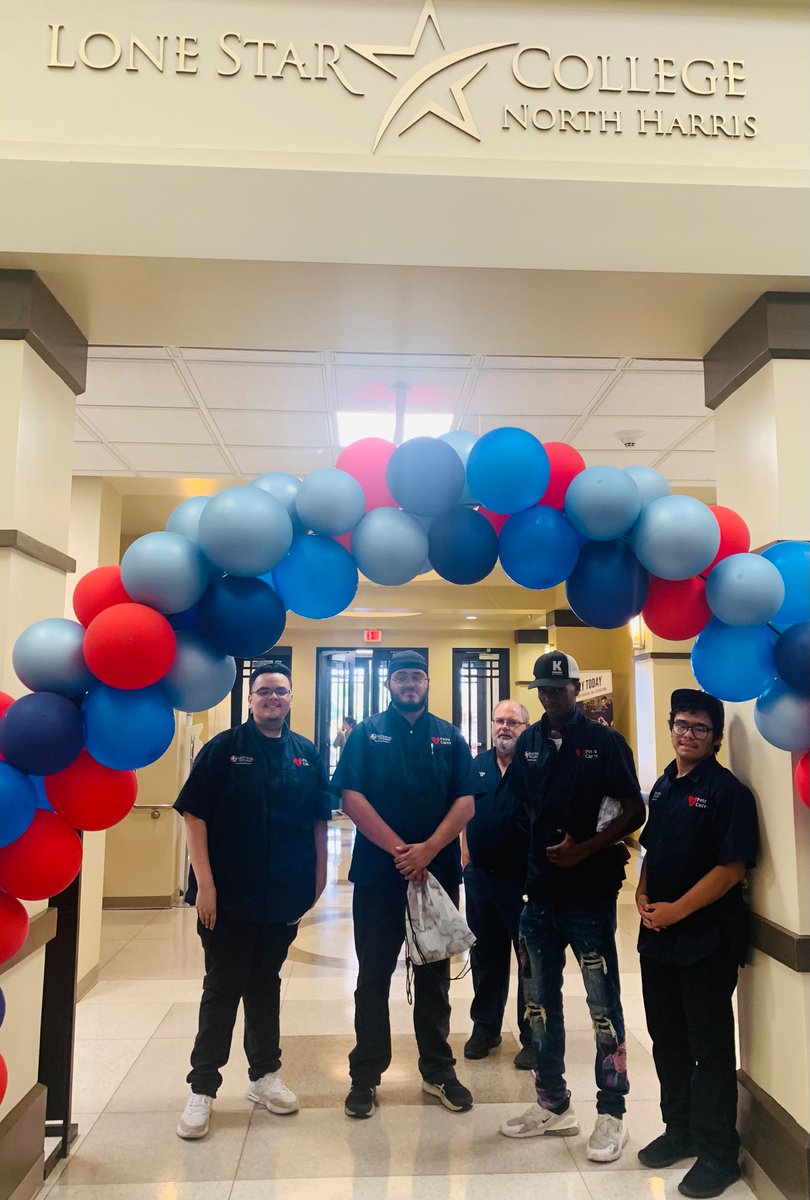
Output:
[636, 688, 759, 1198]
[501, 650, 645, 1163]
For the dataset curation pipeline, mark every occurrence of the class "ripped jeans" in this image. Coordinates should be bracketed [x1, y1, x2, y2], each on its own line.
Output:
[519, 899, 628, 1117]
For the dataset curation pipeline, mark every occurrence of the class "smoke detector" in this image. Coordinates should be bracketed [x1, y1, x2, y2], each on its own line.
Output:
[616, 429, 645, 449]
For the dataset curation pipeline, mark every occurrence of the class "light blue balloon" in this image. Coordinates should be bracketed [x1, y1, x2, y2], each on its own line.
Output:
[165, 496, 210, 544]
[706, 553, 785, 627]
[252, 472, 307, 536]
[565, 466, 641, 541]
[633, 495, 720, 580]
[159, 632, 236, 713]
[754, 680, 810, 752]
[440, 431, 477, 505]
[12, 618, 94, 696]
[499, 506, 581, 589]
[83, 685, 176, 770]
[466, 427, 549, 514]
[624, 466, 671, 508]
[691, 619, 777, 701]
[295, 468, 365, 536]
[122, 531, 210, 615]
[761, 541, 810, 626]
[198, 486, 293, 577]
[351, 509, 428, 586]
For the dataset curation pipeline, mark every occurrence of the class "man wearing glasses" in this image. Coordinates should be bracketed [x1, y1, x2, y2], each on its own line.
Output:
[332, 650, 479, 1119]
[174, 662, 332, 1140]
[636, 689, 759, 1199]
[461, 699, 535, 1069]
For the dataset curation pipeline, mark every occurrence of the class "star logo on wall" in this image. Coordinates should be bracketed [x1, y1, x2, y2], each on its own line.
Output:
[346, 1, 517, 151]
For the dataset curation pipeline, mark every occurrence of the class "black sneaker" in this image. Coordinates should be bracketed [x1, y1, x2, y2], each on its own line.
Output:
[463, 1033, 502, 1059]
[678, 1158, 741, 1198]
[513, 1045, 536, 1070]
[422, 1075, 473, 1112]
[639, 1130, 697, 1168]
[344, 1084, 377, 1119]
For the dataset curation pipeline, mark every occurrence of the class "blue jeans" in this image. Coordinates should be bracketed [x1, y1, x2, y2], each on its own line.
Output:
[519, 899, 629, 1117]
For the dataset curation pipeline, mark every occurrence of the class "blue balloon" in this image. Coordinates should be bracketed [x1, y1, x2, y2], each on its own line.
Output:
[499, 506, 581, 589]
[0, 692, 84, 776]
[160, 632, 237, 713]
[121, 531, 210, 615]
[754, 681, 810, 752]
[31, 775, 53, 810]
[12, 618, 94, 696]
[198, 486, 293, 577]
[83, 685, 176, 770]
[691, 619, 777, 702]
[566, 540, 649, 628]
[466, 427, 550, 515]
[273, 536, 358, 619]
[440, 431, 477, 504]
[429, 507, 499, 585]
[706, 553, 785, 627]
[252, 472, 307, 536]
[624, 466, 671, 508]
[295, 468, 365, 536]
[633, 495, 720, 580]
[198, 576, 286, 658]
[565, 467, 641, 541]
[352, 508, 428, 586]
[386, 438, 465, 517]
[0, 763, 37, 848]
[761, 541, 810, 626]
[774, 622, 810, 695]
[165, 496, 210, 543]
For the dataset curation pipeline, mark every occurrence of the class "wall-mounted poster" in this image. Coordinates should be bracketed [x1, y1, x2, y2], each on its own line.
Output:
[578, 670, 613, 727]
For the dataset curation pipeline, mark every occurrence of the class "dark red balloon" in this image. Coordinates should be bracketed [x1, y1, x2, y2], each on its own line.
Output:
[0, 692, 11, 762]
[73, 565, 132, 628]
[0, 810, 82, 901]
[0, 892, 30, 965]
[477, 506, 509, 535]
[336, 439, 397, 511]
[705, 506, 750, 573]
[45, 749, 137, 832]
[643, 575, 712, 640]
[84, 603, 176, 690]
[795, 752, 809, 809]
[539, 443, 586, 510]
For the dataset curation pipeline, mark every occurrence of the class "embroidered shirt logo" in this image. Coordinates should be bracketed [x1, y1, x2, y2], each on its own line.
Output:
[688, 794, 707, 809]
[230, 755, 254, 765]
[524, 751, 540, 763]
[431, 736, 452, 745]
[582, 749, 598, 760]
[370, 733, 392, 743]
[293, 757, 309, 767]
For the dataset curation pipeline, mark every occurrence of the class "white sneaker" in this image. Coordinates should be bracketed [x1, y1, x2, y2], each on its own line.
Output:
[500, 1102, 579, 1138]
[177, 1092, 213, 1139]
[587, 1113, 628, 1161]
[246, 1071, 299, 1114]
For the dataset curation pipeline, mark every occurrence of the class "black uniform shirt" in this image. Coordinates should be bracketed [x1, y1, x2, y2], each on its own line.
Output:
[174, 718, 333, 924]
[331, 704, 480, 891]
[510, 707, 642, 906]
[466, 747, 529, 880]
[638, 754, 759, 966]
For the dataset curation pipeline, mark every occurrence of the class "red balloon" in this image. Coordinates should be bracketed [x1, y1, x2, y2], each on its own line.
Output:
[0, 892, 30, 965]
[336, 439, 397, 511]
[0, 692, 12, 762]
[84, 603, 176, 690]
[643, 575, 712, 640]
[539, 442, 586, 510]
[477, 506, 509, 535]
[0, 1055, 7, 1107]
[332, 531, 353, 551]
[705, 506, 751, 573]
[45, 749, 137, 832]
[0, 811, 82, 901]
[73, 566, 132, 628]
[795, 752, 809, 809]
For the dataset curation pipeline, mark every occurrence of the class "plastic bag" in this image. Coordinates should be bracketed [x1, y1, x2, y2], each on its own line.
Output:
[405, 871, 476, 966]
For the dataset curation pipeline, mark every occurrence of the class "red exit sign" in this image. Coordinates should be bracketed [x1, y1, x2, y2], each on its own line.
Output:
[363, 629, 382, 643]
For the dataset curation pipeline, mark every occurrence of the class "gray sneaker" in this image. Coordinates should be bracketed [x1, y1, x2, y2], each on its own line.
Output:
[587, 1113, 628, 1162]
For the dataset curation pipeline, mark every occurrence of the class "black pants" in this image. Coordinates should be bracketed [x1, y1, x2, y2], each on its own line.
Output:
[350, 882, 457, 1087]
[640, 948, 740, 1167]
[464, 864, 531, 1048]
[188, 914, 298, 1097]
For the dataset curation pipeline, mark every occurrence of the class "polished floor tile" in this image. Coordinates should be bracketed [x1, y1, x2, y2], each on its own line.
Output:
[49, 1186, 232, 1200]
[231, 1174, 593, 1199]
[70, 1039, 149, 1113]
[582, 1170, 754, 1199]
[74, 1002, 172, 1042]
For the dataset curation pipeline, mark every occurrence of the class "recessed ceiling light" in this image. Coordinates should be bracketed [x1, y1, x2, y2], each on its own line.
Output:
[466, 615, 478, 620]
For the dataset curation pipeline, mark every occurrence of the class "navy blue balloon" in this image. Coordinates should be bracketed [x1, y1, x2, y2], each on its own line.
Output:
[83, 685, 176, 770]
[198, 576, 286, 658]
[428, 507, 499, 585]
[0, 763, 37, 848]
[499, 506, 581, 589]
[774, 622, 810, 695]
[0, 986, 5, 1029]
[169, 604, 201, 632]
[0, 692, 84, 776]
[273, 536, 358, 619]
[691, 619, 777, 702]
[386, 438, 465, 517]
[761, 541, 810, 626]
[566, 540, 649, 629]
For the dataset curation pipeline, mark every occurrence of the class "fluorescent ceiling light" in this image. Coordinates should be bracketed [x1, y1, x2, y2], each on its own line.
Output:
[403, 413, 454, 439]
[337, 411, 394, 446]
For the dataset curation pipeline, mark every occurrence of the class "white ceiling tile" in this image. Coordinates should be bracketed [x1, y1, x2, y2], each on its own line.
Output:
[334, 366, 468, 410]
[581, 448, 659, 468]
[333, 352, 473, 369]
[79, 407, 214, 444]
[627, 359, 703, 372]
[679, 421, 716, 451]
[117, 444, 231, 473]
[74, 416, 98, 442]
[480, 356, 620, 371]
[657, 451, 717, 484]
[180, 348, 323, 365]
[211, 410, 330, 447]
[573, 416, 702, 452]
[73, 443, 130, 472]
[187, 363, 326, 411]
[469, 371, 611, 416]
[596, 371, 707, 417]
[476, 414, 575, 441]
[232, 446, 334, 475]
[82, 359, 193, 407]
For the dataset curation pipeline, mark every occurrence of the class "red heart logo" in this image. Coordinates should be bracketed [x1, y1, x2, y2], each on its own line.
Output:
[688, 795, 697, 806]
[293, 758, 303, 766]
[575, 748, 581, 756]
[431, 737, 440, 745]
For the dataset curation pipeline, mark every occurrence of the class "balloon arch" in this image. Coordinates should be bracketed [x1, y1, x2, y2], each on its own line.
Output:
[0, 429, 807, 1100]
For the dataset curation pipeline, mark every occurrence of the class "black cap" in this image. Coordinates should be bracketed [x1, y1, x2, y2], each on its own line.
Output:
[387, 651, 428, 677]
[527, 651, 581, 689]
[670, 688, 724, 736]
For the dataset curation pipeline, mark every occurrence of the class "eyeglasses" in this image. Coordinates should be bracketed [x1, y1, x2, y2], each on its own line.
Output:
[493, 718, 525, 729]
[390, 672, 427, 685]
[672, 719, 712, 740]
[251, 687, 291, 698]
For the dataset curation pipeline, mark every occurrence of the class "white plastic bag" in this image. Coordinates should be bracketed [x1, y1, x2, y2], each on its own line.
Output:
[405, 872, 476, 965]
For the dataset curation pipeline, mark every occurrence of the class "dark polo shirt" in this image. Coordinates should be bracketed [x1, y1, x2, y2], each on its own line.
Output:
[466, 747, 529, 880]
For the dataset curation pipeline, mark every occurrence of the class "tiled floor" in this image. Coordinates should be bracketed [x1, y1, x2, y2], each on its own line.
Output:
[41, 827, 757, 1200]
